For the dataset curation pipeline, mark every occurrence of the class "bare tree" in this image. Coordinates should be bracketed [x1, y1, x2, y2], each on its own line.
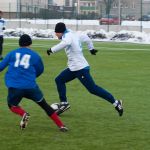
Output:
[103, 0, 115, 15]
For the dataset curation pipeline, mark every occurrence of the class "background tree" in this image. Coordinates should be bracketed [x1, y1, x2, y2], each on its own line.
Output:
[103, 0, 115, 15]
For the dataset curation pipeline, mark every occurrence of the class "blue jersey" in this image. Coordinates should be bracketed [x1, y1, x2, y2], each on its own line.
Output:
[0, 47, 44, 89]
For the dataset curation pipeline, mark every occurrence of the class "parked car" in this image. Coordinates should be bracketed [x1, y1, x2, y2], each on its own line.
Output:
[138, 15, 150, 21]
[99, 15, 120, 25]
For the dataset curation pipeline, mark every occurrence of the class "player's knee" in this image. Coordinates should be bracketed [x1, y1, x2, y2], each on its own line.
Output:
[88, 88, 96, 94]
[8, 103, 12, 109]
[55, 76, 62, 84]
[87, 85, 97, 94]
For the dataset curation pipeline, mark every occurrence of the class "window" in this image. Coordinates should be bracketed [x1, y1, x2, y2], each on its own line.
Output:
[65, 0, 70, 6]
[131, 2, 135, 9]
[124, 3, 128, 8]
[113, 2, 118, 8]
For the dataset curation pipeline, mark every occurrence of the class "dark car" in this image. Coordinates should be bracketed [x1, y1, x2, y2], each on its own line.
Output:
[138, 15, 150, 21]
[99, 15, 120, 25]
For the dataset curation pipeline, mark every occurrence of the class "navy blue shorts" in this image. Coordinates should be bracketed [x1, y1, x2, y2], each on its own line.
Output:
[7, 85, 44, 106]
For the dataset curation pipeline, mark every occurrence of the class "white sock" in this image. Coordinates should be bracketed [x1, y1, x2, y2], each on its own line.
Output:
[61, 102, 68, 105]
[113, 100, 118, 107]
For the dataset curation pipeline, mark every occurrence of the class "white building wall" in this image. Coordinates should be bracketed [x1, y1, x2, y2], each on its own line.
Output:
[0, 0, 48, 12]
[53, 0, 73, 6]
[21, 0, 48, 7]
[0, 0, 17, 12]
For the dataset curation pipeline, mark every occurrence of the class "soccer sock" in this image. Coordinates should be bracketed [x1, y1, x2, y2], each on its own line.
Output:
[60, 102, 69, 105]
[10, 106, 26, 117]
[113, 100, 119, 107]
[50, 112, 64, 128]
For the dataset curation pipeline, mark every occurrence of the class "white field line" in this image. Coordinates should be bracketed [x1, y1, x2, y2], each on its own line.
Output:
[4, 43, 150, 51]
[94, 46, 150, 51]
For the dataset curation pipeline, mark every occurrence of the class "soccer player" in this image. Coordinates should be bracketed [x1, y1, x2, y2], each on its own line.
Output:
[47, 22, 123, 116]
[0, 10, 6, 60]
[0, 34, 68, 132]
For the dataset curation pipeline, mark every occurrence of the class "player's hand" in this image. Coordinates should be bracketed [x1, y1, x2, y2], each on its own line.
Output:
[90, 49, 98, 55]
[47, 48, 53, 55]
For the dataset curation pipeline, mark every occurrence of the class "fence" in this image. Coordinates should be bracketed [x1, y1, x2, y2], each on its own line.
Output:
[0, 1, 150, 32]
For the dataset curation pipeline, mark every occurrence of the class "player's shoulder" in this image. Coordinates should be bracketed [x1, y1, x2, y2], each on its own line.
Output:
[27, 48, 41, 60]
[63, 29, 74, 39]
[15, 47, 39, 56]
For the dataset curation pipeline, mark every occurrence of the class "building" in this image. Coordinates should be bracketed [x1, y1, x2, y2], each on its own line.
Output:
[99, 0, 150, 20]
[0, 0, 48, 18]
[48, 0, 75, 6]
[0, 0, 150, 20]
[78, 0, 97, 15]
[49, 0, 97, 15]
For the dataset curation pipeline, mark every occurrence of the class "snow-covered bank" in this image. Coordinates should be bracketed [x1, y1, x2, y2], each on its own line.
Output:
[4, 28, 150, 44]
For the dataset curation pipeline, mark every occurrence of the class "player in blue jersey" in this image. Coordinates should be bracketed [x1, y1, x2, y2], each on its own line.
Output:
[47, 22, 123, 116]
[0, 34, 68, 132]
[0, 10, 6, 60]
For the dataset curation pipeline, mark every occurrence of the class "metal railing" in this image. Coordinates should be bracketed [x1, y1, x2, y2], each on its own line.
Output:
[0, 1, 150, 32]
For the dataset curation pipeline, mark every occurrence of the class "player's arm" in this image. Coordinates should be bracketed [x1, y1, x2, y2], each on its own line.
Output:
[47, 36, 71, 55]
[79, 34, 98, 55]
[34, 57, 44, 77]
[0, 53, 10, 72]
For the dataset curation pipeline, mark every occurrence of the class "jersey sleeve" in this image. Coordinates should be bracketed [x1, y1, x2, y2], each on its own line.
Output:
[79, 34, 94, 50]
[51, 40, 68, 53]
[51, 34, 72, 53]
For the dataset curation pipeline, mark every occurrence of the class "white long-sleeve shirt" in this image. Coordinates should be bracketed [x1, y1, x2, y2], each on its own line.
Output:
[51, 30, 94, 71]
[0, 18, 5, 36]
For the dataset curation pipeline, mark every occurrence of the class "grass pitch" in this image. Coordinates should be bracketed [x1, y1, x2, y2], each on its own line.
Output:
[0, 39, 150, 150]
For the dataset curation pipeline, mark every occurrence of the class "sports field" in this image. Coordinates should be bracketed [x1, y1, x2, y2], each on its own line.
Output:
[0, 39, 150, 150]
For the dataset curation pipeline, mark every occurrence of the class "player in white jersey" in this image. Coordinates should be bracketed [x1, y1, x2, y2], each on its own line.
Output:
[0, 11, 6, 60]
[47, 22, 123, 116]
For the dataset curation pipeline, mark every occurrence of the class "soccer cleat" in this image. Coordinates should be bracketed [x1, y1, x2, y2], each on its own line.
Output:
[56, 103, 70, 115]
[59, 126, 68, 132]
[115, 100, 123, 116]
[20, 112, 30, 130]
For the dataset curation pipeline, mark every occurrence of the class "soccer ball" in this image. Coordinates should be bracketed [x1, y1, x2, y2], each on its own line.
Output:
[50, 103, 60, 111]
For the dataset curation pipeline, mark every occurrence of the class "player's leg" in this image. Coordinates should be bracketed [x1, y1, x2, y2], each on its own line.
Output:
[36, 98, 68, 132]
[77, 68, 123, 116]
[76, 68, 115, 103]
[0, 36, 4, 60]
[7, 88, 28, 117]
[55, 68, 76, 102]
[7, 88, 30, 129]
[25, 86, 68, 131]
[55, 68, 76, 115]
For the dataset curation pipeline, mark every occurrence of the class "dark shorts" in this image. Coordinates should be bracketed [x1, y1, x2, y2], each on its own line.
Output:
[7, 85, 44, 106]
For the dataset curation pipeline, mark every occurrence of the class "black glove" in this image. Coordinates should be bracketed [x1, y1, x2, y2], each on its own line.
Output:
[47, 48, 53, 55]
[2, 27, 5, 30]
[90, 49, 98, 55]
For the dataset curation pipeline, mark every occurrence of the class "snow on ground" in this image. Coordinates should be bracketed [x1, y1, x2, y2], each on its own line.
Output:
[122, 20, 150, 28]
[4, 19, 150, 44]
[4, 28, 150, 44]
